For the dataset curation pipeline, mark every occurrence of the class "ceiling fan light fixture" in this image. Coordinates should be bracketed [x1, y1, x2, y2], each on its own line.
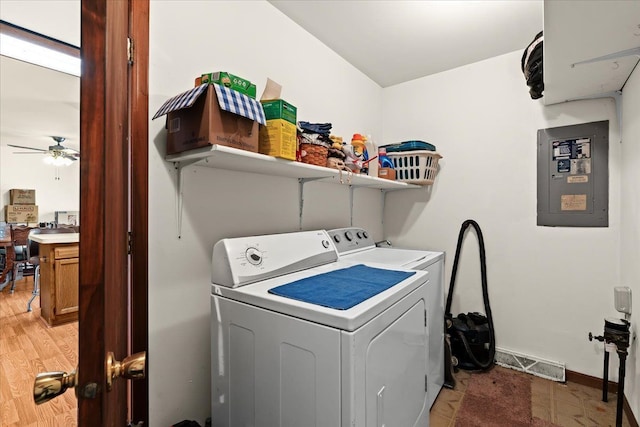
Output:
[43, 154, 73, 167]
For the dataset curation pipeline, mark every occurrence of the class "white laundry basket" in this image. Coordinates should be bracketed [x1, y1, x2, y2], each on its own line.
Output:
[387, 150, 442, 185]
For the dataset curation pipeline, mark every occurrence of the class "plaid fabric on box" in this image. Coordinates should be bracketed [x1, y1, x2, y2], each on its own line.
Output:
[152, 83, 209, 119]
[213, 84, 266, 125]
[152, 83, 266, 125]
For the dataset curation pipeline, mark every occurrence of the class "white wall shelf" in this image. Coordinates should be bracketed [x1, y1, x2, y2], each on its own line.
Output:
[166, 144, 419, 190]
[167, 145, 420, 237]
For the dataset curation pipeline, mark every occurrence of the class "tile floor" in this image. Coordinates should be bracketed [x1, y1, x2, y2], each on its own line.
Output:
[430, 367, 633, 427]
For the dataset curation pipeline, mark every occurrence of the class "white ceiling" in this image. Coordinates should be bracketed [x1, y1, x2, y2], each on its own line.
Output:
[0, 0, 543, 150]
[269, 0, 543, 87]
[0, 56, 80, 152]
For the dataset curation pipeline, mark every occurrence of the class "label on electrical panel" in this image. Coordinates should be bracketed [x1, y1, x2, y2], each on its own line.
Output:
[552, 138, 591, 160]
[561, 194, 587, 211]
[605, 342, 617, 353]
[553, 138, 592, 178]
[568, 175, 588, 184]
[557, 159, 571, 173]
[571, 159, 591, 175]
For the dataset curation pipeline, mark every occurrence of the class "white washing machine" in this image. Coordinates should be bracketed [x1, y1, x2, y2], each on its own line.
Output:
[328, 227, 445, 409]
[211, 230, 430, 427]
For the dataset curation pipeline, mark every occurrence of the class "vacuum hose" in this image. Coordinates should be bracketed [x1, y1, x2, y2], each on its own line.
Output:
[445, 219, 496, 370]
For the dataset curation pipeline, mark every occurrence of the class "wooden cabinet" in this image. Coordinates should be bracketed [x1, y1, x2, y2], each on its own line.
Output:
[39, 242, 79, 326]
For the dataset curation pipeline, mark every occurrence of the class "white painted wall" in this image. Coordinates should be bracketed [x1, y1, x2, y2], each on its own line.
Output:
[383, 51, 623, 380]
[620, 64, 639, 421]
[149, 1, 384, 425]
[0, 144, 80, 223]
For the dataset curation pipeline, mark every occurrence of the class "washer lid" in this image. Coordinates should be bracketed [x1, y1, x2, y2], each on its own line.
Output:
[269, 264, 416, 310]
[341, 247, 443, 270]
[212, 260, 429, 332]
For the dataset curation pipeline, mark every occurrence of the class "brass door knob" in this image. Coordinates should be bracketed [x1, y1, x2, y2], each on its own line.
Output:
[33, 368, 78, 404]
[106, 351, 146, 391]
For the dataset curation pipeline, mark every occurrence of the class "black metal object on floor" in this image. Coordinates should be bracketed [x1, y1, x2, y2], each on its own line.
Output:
[589, 317, 631, 427]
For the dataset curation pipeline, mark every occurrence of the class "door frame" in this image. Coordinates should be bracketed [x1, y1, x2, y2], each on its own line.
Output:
[78, 0, 149, 425]
[129, 0, 150, 423]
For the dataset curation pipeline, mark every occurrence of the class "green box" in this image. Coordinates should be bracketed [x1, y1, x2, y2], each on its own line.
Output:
[201, 71, 257, 99]
[260, 99, 297, 125]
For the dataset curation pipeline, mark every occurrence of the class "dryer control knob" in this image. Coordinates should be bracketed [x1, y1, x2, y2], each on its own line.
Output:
[322, 240, 330, 248]
[333, 235, 341, 243]
[363, 231, 369, 239]
[245, 247, 263, 266]
[345, 231, 354, 241]
[356, 231, 363, 239]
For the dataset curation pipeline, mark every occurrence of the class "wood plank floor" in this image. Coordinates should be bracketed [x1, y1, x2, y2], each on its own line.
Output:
[0, 277, 77, 427]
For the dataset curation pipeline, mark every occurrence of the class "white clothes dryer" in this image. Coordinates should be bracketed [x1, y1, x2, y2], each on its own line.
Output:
[328, 227, 445, 409]
[211, 230, 430, 427]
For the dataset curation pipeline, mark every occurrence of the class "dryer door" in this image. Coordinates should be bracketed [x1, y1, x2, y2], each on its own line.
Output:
[366, 300, 428, 427]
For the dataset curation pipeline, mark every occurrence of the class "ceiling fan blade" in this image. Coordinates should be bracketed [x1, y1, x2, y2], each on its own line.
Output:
[8, 144, 48, 152]
[62, 153, 79, 161]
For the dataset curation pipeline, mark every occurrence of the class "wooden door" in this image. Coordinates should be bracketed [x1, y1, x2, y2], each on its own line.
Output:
[78, 0, 149, 425]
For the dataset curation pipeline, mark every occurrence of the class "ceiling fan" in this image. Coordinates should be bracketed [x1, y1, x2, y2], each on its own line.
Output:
[9, 136, 80, 165]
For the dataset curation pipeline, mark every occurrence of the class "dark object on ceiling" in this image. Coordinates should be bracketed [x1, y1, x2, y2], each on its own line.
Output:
[521, 31, 544, 99]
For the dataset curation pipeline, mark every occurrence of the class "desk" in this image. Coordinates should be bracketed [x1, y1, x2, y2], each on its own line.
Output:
[31, 233, 80, 326]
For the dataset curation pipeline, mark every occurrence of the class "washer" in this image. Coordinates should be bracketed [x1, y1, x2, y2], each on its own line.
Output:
[211, 230, 431, 427]
[328, 227, 445, 409]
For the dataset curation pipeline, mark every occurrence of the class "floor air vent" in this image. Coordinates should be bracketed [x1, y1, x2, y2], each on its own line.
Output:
[495, 347, 565, 382]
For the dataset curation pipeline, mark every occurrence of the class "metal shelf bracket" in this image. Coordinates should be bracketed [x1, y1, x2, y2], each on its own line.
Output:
[298, 177, 325, 231]
[173, 159, 200, 239]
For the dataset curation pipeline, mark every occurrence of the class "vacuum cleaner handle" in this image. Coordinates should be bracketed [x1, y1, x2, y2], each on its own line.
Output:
[444, 219, 496, 371]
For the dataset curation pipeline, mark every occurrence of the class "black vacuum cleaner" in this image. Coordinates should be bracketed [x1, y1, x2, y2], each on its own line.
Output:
[444, 220, 496, 387]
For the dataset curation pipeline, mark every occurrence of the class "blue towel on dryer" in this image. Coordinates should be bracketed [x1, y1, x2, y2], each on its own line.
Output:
[269, 264, 415, 310]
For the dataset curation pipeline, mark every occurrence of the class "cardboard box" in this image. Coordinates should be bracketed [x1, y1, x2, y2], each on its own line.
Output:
[200, 72, 257, 99]
[261, 99, 297, 123]
[161, 85, 262, 155]
[378, 168, 396, 181]
[9, 189, 36, 205]
[5, 205, 38, 223]
[259, 99, 297, 160]
[259, 119, 297, 160]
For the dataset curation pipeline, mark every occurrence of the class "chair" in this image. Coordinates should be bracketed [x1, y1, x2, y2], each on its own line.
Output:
[26, 227, 76, 312]
[0, 223, 10, 290]
[9, 225, 33, 294]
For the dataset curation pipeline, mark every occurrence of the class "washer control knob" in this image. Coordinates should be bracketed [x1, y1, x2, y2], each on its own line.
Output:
[333, 234, 341, 243]
[245, 247, 263, 266]
[345, 231, 354, 241]
[363, 231, 369, 239]
[356, 231, 363, 239]
[322, 240, 330, 248]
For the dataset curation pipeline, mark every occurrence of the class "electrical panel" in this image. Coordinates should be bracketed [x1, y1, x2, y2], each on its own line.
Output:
[537, 120, 608, 227]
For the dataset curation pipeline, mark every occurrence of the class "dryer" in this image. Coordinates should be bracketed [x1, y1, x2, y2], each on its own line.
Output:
[328, 227, 445, 409]
[211, 230, 430, 427]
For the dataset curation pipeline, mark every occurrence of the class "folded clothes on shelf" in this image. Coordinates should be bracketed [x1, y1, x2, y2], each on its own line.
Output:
[298, 121, 332, 136]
